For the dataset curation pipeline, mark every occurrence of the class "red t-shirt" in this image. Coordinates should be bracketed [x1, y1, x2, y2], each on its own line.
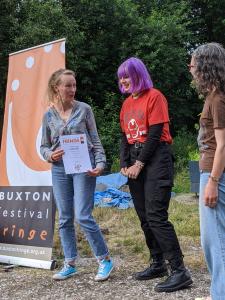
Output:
[120, 88, 172, 144]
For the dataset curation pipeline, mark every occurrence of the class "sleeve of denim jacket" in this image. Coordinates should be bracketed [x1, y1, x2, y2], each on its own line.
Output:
[86, 106, 106, 169]
[40, 113, 54, 162]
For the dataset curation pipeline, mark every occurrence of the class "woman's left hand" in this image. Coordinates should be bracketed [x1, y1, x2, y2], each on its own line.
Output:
[126, 165, 141, 180]
[204, 180, 218, 208]
[87, 167, 104, 177]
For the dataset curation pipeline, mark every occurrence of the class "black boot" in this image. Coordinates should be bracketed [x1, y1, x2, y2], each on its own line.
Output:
[154, 260, 193, 293]
[134, 257, 168, 280]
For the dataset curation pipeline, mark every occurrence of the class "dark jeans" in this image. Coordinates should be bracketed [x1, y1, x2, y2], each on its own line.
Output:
[128, 143, 183, 261]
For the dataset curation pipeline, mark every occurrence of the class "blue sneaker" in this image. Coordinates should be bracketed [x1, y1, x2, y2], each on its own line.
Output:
[53, 263, 77, 280]
[95, 259, 113, 281]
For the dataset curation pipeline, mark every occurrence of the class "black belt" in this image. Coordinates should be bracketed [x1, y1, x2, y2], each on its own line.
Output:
[131, 141, 168, 149]
[131, 142, 144, 149]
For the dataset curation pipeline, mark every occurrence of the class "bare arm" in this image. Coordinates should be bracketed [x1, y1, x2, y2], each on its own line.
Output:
[204, 128, 225, 207]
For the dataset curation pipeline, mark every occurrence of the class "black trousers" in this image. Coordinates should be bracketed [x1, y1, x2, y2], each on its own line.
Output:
[128, 143, 183, 261]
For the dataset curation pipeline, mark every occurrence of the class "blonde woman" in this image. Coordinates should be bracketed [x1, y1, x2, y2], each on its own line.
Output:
[40, 69, 113, 281]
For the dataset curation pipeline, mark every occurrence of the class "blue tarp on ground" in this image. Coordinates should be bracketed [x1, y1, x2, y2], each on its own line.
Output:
[96, 172, 128, 189]
[94, 173, 134, 209]
[95, 187, 134, 209]
[94, 172, 176, 209]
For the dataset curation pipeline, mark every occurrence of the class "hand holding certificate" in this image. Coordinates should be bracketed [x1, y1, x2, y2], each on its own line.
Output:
[59, 134, 92, 174]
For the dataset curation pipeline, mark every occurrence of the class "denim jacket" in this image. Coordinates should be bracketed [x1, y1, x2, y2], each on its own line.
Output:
[40, 101, 106, 169]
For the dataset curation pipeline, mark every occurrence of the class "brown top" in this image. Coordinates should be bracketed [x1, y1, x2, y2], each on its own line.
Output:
[198, 91, 225, 171]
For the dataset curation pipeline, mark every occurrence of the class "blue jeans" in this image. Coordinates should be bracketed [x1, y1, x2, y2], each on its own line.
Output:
[199, 172, 225, 300]
[52, 161, 109, 263]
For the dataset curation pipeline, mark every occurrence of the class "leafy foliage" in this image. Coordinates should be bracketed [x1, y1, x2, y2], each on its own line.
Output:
[172, 127, 198, 172]
[189, 0, 225, 44]
[61, 0, 144, 105]
[0, 0, 19, 107]
[90, 92, 122, 166]
[0, 0, 224, 162]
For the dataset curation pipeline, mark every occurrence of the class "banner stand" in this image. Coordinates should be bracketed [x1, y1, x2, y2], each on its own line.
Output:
[0, 255, 56, 270]
[0, 39, 65, 269]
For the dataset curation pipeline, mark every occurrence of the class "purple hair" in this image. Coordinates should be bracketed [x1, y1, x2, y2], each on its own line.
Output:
[117, 57, 153, 94]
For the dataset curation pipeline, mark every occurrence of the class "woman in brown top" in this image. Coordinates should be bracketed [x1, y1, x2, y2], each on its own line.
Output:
[190, 43, 225, 300]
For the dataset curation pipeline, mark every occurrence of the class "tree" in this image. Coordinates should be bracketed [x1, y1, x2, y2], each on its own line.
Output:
[13, 0, 74, 47]
[61, 0, 144, 103]
[0, 0, 215, 161]
[189, 0, 225, 45]
[0, 0, 21, 145]
[131, 1, 201, 131]
[61, 0, 201, 133]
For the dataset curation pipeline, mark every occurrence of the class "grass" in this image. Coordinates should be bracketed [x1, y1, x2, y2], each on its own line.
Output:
[169, 199, 199, 236]
[53, 196, 204, 269]
[173, 168, 190, 193]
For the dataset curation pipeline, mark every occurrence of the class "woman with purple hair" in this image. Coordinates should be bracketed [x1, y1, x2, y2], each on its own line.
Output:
[118, 57, 192, 293]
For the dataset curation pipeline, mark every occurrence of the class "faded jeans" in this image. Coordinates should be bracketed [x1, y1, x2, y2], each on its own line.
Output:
[199, 172, 225, 300]
[52, 161, 109, 263]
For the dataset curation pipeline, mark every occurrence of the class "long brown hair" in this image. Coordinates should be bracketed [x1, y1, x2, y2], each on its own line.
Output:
[192, 42, 225, 96]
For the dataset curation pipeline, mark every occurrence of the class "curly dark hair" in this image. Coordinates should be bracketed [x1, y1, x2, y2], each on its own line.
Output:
[192, 42, 225, 96]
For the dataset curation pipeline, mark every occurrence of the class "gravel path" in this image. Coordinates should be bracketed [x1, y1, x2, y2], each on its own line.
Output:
[0, 256, 210, 300]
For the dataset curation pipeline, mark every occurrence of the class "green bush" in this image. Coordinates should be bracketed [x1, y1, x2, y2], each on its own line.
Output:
[188, 149, 200, 161]
[172, 128, 198, 172]
[111, 156, 120, 173]
[172, 128, 199, 193]
[90, 92, 121, 169]
[173, 169, 190, 193]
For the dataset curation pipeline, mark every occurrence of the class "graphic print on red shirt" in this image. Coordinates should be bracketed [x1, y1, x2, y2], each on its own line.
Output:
[120, 88, 172, 144]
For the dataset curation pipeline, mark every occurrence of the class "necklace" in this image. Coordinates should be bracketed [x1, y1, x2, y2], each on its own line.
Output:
[132, 92, 143, 99]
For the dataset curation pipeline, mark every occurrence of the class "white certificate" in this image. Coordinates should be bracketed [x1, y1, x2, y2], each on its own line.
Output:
[59, 134, 92, 174]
